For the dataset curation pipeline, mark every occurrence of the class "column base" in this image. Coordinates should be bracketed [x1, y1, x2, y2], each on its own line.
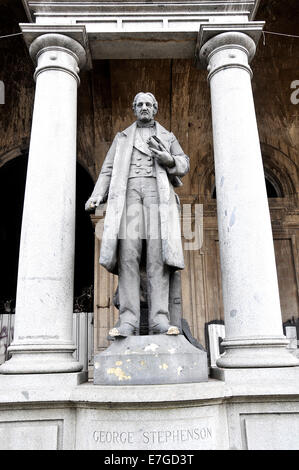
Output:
[0, 371, 87, 390]
[211, 366, 299, 385]
[0, 343, 83, 374]
[216, 336, 299, 368]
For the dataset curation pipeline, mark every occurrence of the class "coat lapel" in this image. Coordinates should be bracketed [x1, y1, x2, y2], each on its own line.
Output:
[156, 122, 171, 152]
[108, 121, 136, 203]
[153, 122, 170, 247]
[134, 130, 152, 156]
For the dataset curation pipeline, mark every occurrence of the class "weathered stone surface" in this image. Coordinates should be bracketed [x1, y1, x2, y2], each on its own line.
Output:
[77, 406, 219, 450]
[244, 414, 299, 450]
[0, 423, 59, 450]
[93, 334, 208, 385]
[2, 372, 299, 449]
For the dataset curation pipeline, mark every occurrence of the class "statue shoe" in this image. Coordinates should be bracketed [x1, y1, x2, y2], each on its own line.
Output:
[166, 325, 180, 335]
[150, 324, 180, 335]
[108, 324, 135, 338]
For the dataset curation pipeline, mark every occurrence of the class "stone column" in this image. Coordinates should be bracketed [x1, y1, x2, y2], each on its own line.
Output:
[199, 31, 298, 368]
[0, 34, 86, 373]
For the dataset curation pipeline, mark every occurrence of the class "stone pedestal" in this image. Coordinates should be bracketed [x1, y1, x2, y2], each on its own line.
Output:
[0, 34, 86, 374]
[2, 371, 299, 449]
[94, 335, 208, 385]
[199, 30, 298, 368]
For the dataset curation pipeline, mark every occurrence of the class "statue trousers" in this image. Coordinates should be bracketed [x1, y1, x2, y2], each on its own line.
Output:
[118, 176, 170, 333]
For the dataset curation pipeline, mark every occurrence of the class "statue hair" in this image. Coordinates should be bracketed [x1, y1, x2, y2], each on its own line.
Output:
[132, 92, 158, 115]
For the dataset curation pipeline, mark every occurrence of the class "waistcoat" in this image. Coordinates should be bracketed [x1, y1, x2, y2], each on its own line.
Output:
[128, 125, 156, 178]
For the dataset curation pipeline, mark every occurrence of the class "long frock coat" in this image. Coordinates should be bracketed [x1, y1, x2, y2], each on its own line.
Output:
[89, 121, 190, 274]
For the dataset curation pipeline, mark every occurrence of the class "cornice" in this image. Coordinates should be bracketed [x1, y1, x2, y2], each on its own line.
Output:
[22, 1, 259, 21]
[20, 1, 262, 60]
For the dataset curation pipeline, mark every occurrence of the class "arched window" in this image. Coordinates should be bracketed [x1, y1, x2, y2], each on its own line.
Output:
[265, 178, 279, 198]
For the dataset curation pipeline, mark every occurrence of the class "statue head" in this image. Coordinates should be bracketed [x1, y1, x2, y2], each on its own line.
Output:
[132, 92, 158, 123]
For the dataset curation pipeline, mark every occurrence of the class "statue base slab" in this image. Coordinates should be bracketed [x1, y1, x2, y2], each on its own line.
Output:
[93, 334, 208, 385]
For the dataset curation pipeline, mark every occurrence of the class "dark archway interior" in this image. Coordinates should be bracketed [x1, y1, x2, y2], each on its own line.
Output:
[0, 155, 27, 308]
[265, 178, 280, 198]
[74, 163, 95, 311]
[0, 155, 94, 313]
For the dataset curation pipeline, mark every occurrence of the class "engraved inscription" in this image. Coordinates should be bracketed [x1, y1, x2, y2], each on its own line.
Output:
[93, 426, 212, 446]
[143, 427, 212, 444]
[86, 415, 217, 450]
[93, 431, 134, 445]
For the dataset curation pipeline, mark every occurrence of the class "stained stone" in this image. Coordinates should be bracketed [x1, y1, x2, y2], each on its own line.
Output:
[93, 335, 208, 385]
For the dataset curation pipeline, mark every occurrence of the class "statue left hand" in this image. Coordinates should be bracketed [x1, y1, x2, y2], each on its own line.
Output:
[150, 148, 175, 168]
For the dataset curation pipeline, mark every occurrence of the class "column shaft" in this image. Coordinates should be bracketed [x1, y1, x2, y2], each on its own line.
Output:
[0, 34, 86, 373]
[200, 32, 298, 368]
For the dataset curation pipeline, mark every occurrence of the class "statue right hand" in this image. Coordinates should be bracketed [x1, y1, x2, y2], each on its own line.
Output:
[85, 195, 103, 212]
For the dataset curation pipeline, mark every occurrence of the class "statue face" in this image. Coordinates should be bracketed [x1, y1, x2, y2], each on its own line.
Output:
[134, 93, 155, 123]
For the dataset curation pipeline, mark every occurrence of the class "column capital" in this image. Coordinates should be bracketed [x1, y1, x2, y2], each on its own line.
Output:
[27, 33, 87, 85]
[19, 24, 92, 70]
[195, 22, 264, 69]
[200, 31, 256, 66]
[200, 32, 257, 81]
[29, 33, 87, 71]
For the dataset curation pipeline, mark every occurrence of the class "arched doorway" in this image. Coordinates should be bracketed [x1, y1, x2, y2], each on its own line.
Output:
[0, 153, 95, 314]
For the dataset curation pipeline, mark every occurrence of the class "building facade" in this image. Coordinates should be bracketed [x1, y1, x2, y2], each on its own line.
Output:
[0, 0, 299, 450]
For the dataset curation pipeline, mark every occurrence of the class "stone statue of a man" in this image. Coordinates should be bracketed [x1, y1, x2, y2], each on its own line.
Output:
[85, 92, 189, 337]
